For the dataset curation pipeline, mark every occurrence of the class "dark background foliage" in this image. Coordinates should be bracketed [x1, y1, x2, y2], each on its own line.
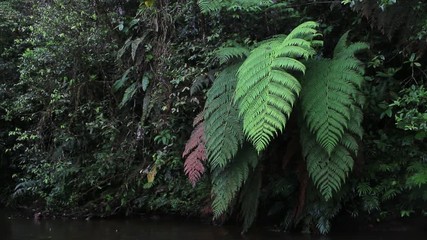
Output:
[0, 0, 425, 234]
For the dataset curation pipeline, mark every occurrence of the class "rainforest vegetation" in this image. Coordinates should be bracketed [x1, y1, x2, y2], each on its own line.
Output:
[0, 0, 426, 234]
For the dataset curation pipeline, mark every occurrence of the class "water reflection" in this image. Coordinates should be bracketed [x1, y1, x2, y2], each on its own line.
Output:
[0, 210, 425, 240]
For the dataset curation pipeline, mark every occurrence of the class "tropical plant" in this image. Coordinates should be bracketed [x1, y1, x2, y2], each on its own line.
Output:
[389, 85, 427, 139]
[197, 0, 274, 14]
[183, 112, 207, 186]
[4, 0, 426, 235]
[300, 32, 368, 199]
[235, 21, 322, 152]
[183, 22, 369, 232]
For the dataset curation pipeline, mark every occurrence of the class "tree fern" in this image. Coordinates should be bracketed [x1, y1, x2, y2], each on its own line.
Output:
[205, 64, 244, 170]
[300, 33, 368, 154]
[211, 144, 258, 218]
[183, 112, 207, 186]
[235, 21, 322, 152]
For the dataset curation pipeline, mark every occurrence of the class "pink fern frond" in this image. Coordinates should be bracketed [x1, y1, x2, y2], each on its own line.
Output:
[183, 112, 207, 186]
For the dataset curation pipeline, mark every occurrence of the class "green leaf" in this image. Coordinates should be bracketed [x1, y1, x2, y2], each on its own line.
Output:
[235, 21, 322, 152]
[301, 33, 368, 155]
[119, 82, 137, 108]
[301, 126, 354, 200]
[205, 64, 244, 170]
[215, 45, 250, 65]
[113, 67, 132, 91]
[211, 145, 258, 218]
[142, 75, 149, 92]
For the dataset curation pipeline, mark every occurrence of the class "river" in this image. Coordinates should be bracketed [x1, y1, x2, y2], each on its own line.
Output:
[0, 209, 425, 240]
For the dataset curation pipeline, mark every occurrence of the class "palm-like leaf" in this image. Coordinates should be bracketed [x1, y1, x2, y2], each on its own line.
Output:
[205, 64, 245, 170]
[235, 21, 321, 152]
[183, 112, 207, 186]
[300, 32, 368, 199]
[301, 126, 354, 200]
[215, 46, 250, 65]
[211, 145, 258, 218]
[301, 33, 368, 154]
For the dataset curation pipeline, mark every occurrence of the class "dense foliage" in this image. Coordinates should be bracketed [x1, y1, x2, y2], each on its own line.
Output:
[1, 0, 426, 235]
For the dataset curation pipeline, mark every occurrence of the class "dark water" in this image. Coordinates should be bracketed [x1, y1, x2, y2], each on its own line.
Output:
[1, 210, 425, 240]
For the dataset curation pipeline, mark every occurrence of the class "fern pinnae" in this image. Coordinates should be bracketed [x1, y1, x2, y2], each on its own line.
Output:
[335, 42, 370, 60]
[190, 73, 214, 96]
[285, 21, 320, 40]
[301, 33, 368, 155]
[197, 0, 222, 13]
[211, 145, 258, 218]
[215, 45, 250, 65]
[301, 60, 350, 154]
[183, 112, 207, 186]
[299, 33, 368, 199]
[333, 31, 351, 56]
[235, 21, 322, 152]
[205, 64, 244, 170]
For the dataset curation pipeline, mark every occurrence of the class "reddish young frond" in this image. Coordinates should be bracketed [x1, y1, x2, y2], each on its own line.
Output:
[183, 112, 207, 186]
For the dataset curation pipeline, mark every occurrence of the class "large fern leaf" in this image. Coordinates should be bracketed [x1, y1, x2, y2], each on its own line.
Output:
[183, 112, 207, 186]
[235, 21, 321, 152]
[299, 32, 368, 199]
[300, 126, 354, 200]
[211, 145, 258, 218]
[205, 64, 245, 170]
[300, 33, 368, 154]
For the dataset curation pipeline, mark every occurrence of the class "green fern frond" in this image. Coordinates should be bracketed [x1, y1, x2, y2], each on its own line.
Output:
[198, 0, 223, 13]
[215, 46, 250, 65]
[211, 145, 258, 218]
[198, 0, 273, 13]
[301, 126, 354, 200]
[381, 188, 401, 201]
[235, 21, 321, 152]
[301, 109, 362, 200]
[301, 33, 368, 155]
[301, 59, 354, 154]
[406, 162, 427, 188]
[239, 164, 262, 233]
[205, 64, 245, 170]
[190, 73, 214, 96]
[333, 31, 350, 57]
[357, 182, 373, 196]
